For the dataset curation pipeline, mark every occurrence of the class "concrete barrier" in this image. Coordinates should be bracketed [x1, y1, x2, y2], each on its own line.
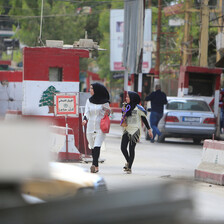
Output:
[50, 126, 81, 161]
[5, 110, 22, 120]
[195, 139, 224, 185]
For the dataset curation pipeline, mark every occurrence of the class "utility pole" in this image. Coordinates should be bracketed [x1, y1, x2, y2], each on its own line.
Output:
[182, 0, 191, 66]
[216, 0, 223, 62]
[154, 0, 162, 86]
[184, 0, 221, 67]
[165, 0, 221, 68]
[199, 0, 209, 67]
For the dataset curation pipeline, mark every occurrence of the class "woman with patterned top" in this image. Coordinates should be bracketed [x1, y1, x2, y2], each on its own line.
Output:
[82, 83, 110, 173]
[120, 91, 153, 174]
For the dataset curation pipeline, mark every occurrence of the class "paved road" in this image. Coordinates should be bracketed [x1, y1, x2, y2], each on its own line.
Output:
[76, 124, 224, 222]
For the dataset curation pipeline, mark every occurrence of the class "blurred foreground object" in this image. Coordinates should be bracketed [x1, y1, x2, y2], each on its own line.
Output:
[0, 120, 106, 208]
[21, 162, 107, 201]
[0, 182, 198, 224]
[0, 120, 50, 181]
[0, 120, 50, 209]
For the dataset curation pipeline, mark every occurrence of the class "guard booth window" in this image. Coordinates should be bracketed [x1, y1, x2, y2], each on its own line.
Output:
[188, 73, 215, 96]
[49, 67, 63, 81]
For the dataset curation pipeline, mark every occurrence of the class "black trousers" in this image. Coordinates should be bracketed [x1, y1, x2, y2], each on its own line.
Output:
[121, 132, 136, 169]
[92, 146, 100, 167]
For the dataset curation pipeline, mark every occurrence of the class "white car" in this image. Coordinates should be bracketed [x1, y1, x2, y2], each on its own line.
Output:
[21, 162, 107, 201]
[145, 97, 216, 144]
[157, 97, 216, 144]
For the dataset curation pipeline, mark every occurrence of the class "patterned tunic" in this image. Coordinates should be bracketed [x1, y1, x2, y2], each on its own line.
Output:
[122, 106, 147, 143]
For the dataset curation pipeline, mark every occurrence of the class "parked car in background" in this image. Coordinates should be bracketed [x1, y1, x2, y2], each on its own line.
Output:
[145, 97, 216, 144]
[158, 97, 217, 144]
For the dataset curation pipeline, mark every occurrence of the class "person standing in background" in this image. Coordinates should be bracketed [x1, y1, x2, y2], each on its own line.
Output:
[219, 93, 224, 133]
[82, 83, 110, 173]
[145, 84, 167, 143]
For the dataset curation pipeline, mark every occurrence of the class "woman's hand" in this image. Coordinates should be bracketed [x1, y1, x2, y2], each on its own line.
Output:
[148, 129, 153, 139]
[102, 105, 111, 116]
[105, 109, 111, 116]
[82, 120, 87, 126]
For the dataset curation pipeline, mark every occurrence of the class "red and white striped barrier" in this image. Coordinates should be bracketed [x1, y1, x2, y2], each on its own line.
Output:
[195, 139, 224, 185]
[4, 112, 81, 162]
[50, 125, 81, 161]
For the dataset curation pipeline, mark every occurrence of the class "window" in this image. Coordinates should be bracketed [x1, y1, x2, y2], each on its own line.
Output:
[167, 100, 210, 111]
[188, 73, 215, 96]
[49, 67, 63, 81]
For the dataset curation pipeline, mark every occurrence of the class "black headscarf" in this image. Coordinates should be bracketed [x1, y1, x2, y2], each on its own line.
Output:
[126, 91, 141, 117]
[89, 82, 110, 105]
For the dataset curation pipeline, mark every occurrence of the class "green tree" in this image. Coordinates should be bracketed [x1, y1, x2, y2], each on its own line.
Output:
[2, 0, 219, 85]
[39, 85, 60, 114]
[7, 0, 110, 46]
[5, 0, 113, 78]
[39, 85, 60, 107]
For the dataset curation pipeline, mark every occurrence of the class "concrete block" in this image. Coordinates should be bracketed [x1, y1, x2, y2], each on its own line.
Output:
[195, 139, 224, 185]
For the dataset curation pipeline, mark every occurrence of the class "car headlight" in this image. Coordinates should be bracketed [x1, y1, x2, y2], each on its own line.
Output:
[94, 178, 107, 192]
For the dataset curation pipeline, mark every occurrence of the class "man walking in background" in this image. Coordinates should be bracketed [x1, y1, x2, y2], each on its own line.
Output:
[145, 84, 167, 143]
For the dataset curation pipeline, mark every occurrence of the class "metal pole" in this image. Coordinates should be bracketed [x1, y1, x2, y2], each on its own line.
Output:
[80, 106, 88, 159]
[182, 0, 190, 66]
[124, 70, 128, 100]
[154, 0, 162, 86]
[65, 115, 68, 160]
[138, 72, 143, 99]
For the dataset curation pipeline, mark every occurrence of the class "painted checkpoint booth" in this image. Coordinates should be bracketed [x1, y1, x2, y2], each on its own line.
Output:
[178, 65, 223, 138]
[22, 47, 90, 161]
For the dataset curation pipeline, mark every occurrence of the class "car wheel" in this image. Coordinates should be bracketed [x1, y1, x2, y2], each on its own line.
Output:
[158, 134, 165, 143]
[193, 138, 201, 144]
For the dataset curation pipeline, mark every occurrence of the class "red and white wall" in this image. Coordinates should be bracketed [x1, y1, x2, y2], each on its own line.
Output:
[0, 47, 92, 161]
[22, 47, 90, 159]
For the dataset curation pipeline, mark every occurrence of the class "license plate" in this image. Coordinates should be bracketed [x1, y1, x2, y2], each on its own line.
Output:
[182, 117, 200, 122]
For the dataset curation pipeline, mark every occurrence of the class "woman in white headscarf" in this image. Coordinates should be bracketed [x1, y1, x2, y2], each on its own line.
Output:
[82, 83, 110, 173]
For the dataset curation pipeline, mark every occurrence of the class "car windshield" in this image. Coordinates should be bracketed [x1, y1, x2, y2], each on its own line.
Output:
[166, 100, 210, 111]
